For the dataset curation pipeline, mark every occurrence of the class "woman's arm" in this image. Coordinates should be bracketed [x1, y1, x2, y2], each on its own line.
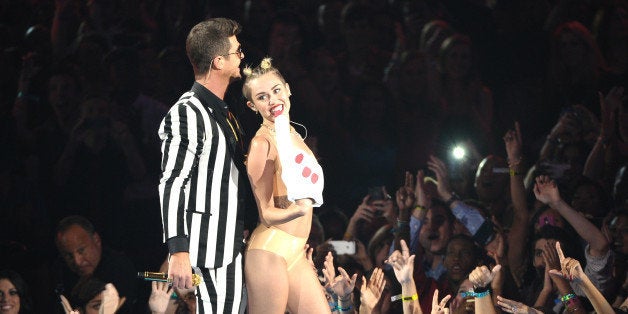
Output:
[386, 239, 423, 314]
[533, 176, 609, 257]
[468, 265, 501, 314]
[550, 242, 612, 314]
[247, 135, 309, 226]
[503, 122, 529, 285]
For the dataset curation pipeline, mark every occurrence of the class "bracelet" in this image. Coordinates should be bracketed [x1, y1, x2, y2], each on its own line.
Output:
[474, 290, 491, 298]
[343, 231, 352, 240]
[509, 168, 522, 177]
[445, 193, 460, 207]
[390, 293, 418, 302]
[335, 305, 353, 311]
[560, 293, 576, 303]
[396, 219, 409, 227]
[414, 205, 427, 211]
[459, 290, 491, 298]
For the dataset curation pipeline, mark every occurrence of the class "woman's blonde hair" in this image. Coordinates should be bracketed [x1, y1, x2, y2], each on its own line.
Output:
[241, 57, 287, 101]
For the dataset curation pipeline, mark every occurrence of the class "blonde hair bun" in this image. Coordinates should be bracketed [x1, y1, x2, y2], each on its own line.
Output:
[260, 57, 273, 70]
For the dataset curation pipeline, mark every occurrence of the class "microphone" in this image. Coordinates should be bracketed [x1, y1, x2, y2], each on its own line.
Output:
[137, 272, 202, 286]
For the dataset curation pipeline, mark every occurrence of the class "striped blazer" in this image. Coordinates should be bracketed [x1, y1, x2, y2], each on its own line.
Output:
[158, 82, 247, 269]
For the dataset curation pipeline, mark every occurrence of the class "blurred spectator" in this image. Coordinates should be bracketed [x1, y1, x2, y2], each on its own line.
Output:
[52, 215, 137, 313]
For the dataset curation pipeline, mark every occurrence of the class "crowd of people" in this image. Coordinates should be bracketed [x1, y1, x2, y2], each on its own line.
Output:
[1, 0, 627, 313]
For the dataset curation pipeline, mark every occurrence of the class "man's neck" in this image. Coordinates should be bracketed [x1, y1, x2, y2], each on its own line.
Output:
[196, 74, 229, 100]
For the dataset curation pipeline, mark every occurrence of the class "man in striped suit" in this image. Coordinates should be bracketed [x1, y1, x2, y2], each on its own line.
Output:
[158, 18, 248, 313]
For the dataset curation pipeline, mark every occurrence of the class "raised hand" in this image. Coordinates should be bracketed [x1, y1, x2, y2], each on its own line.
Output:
[503, 121, 523, 162]
[60, 295, 80, 314]
[468, 265, 502, 288]
[99, 283, 124, 314]
[349, 195, 377, 225]
[396, 172, 416, 211]
[322, 252, 357, 298]
[148, 281, 174, 313]
[431, 289, 451, 314]
[414, 170, 431, 210]
[533, 176, 561, 205]
[385, 239, 415, 284]
[360, 268, 386, 311]
[600, 87, 623, 138]
[427, 155, 453, 201]
[548, 242, 585, 285]
[496, 295, 543, 314]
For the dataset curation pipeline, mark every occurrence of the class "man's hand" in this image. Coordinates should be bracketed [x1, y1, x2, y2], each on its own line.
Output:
[168, 252, 193, 289]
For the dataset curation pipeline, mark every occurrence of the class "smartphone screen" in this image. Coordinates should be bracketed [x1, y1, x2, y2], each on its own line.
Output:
[329, 240, 356, 255]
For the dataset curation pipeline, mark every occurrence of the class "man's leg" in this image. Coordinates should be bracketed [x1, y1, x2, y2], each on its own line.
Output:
[197, 253, 243, 314]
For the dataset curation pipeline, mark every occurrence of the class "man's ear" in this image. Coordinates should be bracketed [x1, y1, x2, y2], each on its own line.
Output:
[213, 56, 224, 70]
[93, 232, 102, 248]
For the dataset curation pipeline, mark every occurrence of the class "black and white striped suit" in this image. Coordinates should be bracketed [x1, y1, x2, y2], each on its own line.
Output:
[158, 82, 247, 313]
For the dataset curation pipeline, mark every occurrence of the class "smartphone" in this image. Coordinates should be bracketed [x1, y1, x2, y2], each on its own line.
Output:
[329, 240, 356, 255]
[368, 186, 386, 201]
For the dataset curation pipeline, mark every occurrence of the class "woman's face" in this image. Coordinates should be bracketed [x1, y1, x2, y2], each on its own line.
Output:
[558, 32, 586, 67]
[0, 279, 20, 314]
[533, 238, 556, 270]
[247, 73, 291, 122]
[444, 43, 472, 79]
[84, 292, 103, 314]
[611, 215, 628, 255]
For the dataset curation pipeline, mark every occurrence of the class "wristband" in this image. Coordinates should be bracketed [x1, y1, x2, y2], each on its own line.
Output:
[445, 193, 460, 207]
[390, 293, 418, 302]
[474, 290, 491, 298]
[509, 168, 522, 177]
[414, 205, 427, 211]
[396, 219, 409, 228]
[473, 285, 489, 293]
[335, 305, 352, 311]
[560, 293, 576, 302]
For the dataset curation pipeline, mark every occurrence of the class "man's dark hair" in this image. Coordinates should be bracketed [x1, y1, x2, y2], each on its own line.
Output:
[56, 215, 97, 236]
[186, 18, 242, 75]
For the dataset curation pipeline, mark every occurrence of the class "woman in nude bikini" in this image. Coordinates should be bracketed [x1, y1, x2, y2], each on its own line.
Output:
[242, 58, 330, 313]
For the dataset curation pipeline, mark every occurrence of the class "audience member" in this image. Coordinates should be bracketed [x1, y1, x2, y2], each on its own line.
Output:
[0, 269, 33, 314]
[53, 215, 137, 313]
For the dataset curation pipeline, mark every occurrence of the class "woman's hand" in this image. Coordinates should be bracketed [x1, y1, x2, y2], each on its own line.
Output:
[396, 171, 417, 211]
[349, 195, 377, 225]
[468, 265, 501, 288]
[385, 239, 414, 284]
[496, 295, 543, 314]
[548, 242, 586, 285]
[148, 281, 173, 313]
[533, 176, 561, 206]
[360, 268, 386, 311]
[322, 252, 357, 298]
[503, 121, 523, 162]
[431, 289, 451, 314]
[427, 155, 453, 201]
